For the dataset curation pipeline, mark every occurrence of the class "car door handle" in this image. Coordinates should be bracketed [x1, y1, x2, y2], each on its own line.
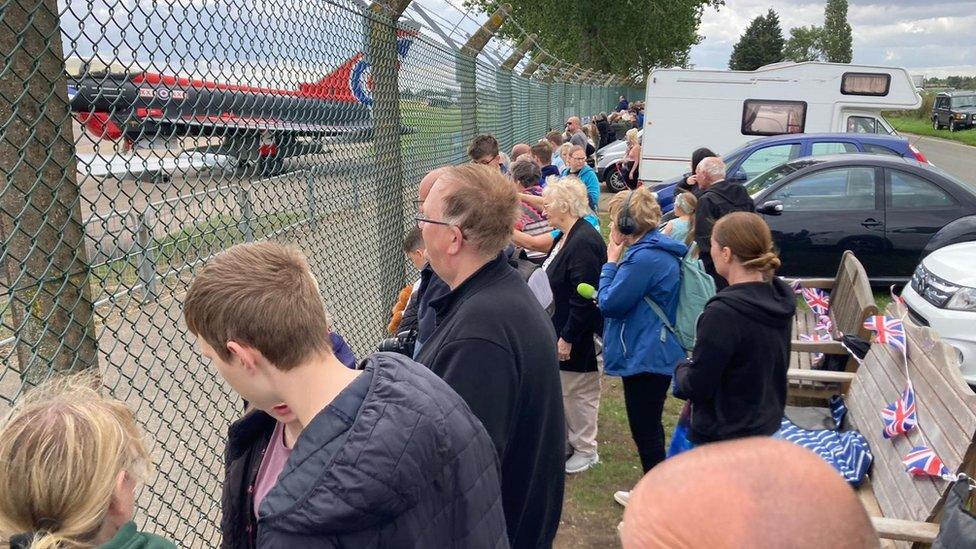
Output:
[861, 218, 882, 228]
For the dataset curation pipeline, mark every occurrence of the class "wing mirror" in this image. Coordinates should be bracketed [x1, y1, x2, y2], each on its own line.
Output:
[727, 169, 748, 183]
[757, 200, 784, 215]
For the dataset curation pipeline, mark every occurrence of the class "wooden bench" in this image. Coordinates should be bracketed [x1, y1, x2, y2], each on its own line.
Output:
[788, 250, 878, 399]
[787, 302, 976, 545]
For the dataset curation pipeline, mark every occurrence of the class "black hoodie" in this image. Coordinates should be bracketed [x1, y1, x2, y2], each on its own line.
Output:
[673, 278, 796, 444]
[694, 180, 756, 288]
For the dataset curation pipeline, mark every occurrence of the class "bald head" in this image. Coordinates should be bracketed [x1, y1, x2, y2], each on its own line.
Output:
[419, 166, 450, 202]
[620, 438, 878, 549]
[511, 143, 531, 159]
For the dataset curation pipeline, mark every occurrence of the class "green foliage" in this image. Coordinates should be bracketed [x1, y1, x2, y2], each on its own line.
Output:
[927, 75, 976, 90]
[783, 25, 825, 62]
[821, 0, 853, 63]
[464, 0, 724, 82]
[728, 9, 785, 71]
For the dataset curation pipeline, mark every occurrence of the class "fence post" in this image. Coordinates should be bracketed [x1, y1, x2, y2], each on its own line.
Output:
[497, 32, 533, 150]
[135, 212, 158, 302]
[237, 186, 255, 242]
[0, 0, 99, 384]
[457, 4, 510, 148]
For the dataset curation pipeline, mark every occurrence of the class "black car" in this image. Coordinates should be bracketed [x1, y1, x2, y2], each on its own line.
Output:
[744, 154, 976, 283]
[932, 90, 976, 132]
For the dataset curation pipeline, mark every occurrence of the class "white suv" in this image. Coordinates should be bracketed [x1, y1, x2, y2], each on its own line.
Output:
[901, 242, 976, 385]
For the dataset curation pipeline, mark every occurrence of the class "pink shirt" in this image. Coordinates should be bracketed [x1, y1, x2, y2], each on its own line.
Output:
[253, 421, 292, 519]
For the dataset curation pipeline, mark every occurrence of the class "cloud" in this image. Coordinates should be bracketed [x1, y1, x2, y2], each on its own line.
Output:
[690, 0, 976, 76]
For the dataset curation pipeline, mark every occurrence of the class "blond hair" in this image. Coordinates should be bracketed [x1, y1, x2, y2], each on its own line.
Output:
[713, 212, 781, 273]
[673, 192, 698, 245]
[184, 241, 333, 370]
[0, 375, 150, 549]
[437, 164, 519, 256]
[625, 128, 639, 147]
[542, 177, 590, 219]
[607, 187, 661, 238]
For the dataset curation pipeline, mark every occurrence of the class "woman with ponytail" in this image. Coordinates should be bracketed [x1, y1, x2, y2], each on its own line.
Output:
[673, 212, 796, 445]
[0, 376, 174, 549]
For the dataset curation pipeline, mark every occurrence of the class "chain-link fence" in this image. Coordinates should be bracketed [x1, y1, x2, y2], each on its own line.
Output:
[0, 0, 641, 544]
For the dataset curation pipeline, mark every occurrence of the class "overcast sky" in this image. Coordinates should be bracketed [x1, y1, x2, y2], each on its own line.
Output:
[690, 0, 976, 77]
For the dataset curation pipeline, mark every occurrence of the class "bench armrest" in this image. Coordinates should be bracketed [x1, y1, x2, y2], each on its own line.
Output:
[787, 369, 856, 383]
[791, 340, 848, 354]
[871, 517, 939, 543]
[783, 277, 836, 290]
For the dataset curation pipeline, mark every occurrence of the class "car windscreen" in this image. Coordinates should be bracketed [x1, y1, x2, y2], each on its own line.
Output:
[743, 159, 823, 196]
[951, 95, 976, 109]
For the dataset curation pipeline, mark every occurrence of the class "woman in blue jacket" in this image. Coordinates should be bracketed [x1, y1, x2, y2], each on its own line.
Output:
[598, 187, 687, 507]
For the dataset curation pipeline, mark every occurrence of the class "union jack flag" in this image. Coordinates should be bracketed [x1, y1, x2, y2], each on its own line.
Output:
[790, 279, 803, 294]
[881, 381, 917, 439]
[903, 446, 950, 479]
[816, 314, 833, 334]
[800, 331, 831, 363]
[864, 315, 906, 352]
[802, 288, 830, 315]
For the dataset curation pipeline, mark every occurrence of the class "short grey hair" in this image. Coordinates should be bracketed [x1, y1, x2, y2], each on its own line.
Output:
[698, 157, 726, 180]
[510, 159, 541, 189]
[543, 176, 590, 219]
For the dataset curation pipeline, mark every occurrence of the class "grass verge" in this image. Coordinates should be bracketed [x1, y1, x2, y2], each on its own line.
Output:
[887, 116, 976, 147]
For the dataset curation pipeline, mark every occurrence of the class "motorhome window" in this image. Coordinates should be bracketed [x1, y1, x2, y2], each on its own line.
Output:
[741, 100, 806, 136]
[846, 116, 880, 134]
[841, 73, 891, 96]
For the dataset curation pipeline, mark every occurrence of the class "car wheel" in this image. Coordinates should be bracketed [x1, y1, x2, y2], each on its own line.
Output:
[950, 121, 958, 132]
[933, 118, 941, 130]
[605, 167, 628, 193]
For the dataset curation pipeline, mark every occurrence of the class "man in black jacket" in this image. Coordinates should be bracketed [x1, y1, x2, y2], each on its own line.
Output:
[694, 157, 755, 290]
[185, 241, 507, 548]
[416, 164, 565, 549]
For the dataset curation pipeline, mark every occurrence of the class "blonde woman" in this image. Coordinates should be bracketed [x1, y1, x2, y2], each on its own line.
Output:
[540, 178, 607, 474]
[0, 376, 174, 549]
[624, 128, 641, 189]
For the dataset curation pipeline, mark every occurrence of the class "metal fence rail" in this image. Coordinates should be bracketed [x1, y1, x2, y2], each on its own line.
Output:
[0, 0, 641, 544]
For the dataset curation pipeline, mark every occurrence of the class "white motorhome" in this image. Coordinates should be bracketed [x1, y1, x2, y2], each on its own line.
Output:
[638, 62, 922, 183]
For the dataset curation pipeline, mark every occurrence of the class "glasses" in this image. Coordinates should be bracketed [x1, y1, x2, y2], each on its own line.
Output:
[473, 156, 495, 166]
[415, 214, 453, 228]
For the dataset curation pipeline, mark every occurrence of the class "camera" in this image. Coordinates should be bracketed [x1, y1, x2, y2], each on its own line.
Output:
[377, 329, 417, 358]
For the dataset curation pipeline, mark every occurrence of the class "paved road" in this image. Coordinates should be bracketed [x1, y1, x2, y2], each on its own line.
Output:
[902, 132, 976, 188]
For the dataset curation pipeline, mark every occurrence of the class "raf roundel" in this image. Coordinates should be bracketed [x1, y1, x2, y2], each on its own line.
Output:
[349, 59, 373, 107]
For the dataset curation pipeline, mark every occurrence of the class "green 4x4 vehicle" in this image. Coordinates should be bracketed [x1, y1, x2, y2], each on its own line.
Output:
[933, 90, 976, 132]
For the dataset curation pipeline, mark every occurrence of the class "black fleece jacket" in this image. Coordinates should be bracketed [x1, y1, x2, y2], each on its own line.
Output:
[674, 278, 796, 444]
[416, 253, 565, 549]
[694, 180, 755, 287]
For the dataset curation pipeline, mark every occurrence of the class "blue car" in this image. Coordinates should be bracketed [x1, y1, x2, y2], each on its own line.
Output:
[653, 133, 929, 214]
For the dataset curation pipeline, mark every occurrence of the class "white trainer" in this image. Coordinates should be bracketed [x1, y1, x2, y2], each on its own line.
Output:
[565, 452, 599, 474]
[613, 490, 630, 507]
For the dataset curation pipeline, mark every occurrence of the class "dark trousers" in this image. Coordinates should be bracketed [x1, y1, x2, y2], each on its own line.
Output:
[622, 372, 672, 473]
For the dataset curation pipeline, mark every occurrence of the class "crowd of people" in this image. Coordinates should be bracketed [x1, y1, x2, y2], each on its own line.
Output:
[0, 111, 883, 549]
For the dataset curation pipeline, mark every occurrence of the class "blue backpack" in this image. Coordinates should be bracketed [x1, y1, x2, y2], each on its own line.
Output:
[643, 243, 715, 352]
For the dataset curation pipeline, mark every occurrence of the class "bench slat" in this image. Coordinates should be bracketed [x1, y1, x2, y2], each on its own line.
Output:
[870, 517, 940, 543]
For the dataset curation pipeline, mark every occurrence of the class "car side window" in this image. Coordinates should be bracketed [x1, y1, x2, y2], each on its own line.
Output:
[738, 144, 801, 180]
[862, 144, 901, 157]
[811, 142, 859, 155]
[887, 170, 956, 209]
[846, 116, 881, 134]
[769, 167, 876, 212]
